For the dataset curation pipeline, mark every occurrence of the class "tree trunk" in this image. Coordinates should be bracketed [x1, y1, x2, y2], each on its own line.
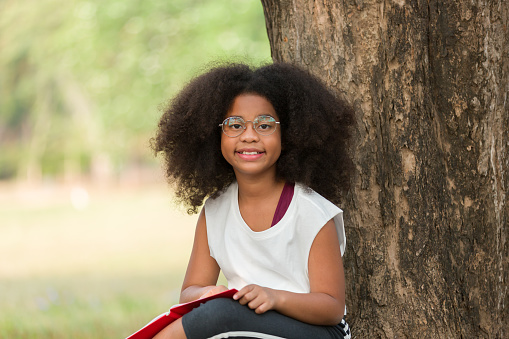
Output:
[261, 0, 508, 337]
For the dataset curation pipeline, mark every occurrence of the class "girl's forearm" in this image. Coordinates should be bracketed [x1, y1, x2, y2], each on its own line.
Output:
[179, 284, 227, 304]
[179, 285, 210, 303]
[273, 290, 345, 326]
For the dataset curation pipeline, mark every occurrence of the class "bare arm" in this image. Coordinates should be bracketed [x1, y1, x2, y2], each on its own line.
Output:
[154, 209, 227, 339]
[234, 219, 345, 325]
[179, 208, 227, 303]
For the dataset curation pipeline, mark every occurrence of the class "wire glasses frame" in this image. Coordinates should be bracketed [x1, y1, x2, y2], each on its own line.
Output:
[219, 115, 280, 137]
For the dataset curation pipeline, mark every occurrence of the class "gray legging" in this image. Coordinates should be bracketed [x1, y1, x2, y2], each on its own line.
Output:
[181, 298, 350, 339]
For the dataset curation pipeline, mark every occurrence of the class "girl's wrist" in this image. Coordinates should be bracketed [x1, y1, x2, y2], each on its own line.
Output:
[271, 288, 285, 311]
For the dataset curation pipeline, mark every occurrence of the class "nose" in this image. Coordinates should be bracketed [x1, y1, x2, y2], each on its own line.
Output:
[240, 121, 259, 141]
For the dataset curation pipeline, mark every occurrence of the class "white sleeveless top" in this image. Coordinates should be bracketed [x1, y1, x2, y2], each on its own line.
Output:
[204, 182, 346, 294]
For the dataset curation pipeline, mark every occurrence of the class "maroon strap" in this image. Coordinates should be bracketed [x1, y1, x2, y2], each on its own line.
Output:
[271, 182, 295, 227]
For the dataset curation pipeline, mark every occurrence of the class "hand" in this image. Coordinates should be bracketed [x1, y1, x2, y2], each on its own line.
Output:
[199, 285, 228, 299]
[234, 284, 279, 314]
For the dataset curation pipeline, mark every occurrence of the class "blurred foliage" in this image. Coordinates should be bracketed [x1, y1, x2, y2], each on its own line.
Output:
[0, 0, 270, 181]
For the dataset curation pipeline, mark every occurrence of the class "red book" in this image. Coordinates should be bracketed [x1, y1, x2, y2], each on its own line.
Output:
[126, 289, 238, 339]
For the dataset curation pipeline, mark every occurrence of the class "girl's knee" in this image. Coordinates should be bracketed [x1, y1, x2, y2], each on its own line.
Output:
[196, 298, 243, 322]
[183, 298, 249, 334]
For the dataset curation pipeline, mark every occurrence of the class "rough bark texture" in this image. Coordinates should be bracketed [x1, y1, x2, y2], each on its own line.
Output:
[261, 0, 508, 337]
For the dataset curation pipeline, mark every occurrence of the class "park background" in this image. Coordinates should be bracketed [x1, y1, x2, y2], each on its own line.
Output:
[0, 0, 270, 337]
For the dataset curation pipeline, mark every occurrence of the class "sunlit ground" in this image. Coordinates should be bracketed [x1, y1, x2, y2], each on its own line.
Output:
[0, 174, 200, 338]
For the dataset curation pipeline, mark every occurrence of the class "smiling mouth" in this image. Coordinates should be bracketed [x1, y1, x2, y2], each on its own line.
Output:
[238, 151, 264, 155]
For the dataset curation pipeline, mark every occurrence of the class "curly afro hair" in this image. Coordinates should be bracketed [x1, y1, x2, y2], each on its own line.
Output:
[152, 62, 355, 214]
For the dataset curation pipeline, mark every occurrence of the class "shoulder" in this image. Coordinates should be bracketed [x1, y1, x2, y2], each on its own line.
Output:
[293, 183, 347, 256]
[204, 182, 237, 229]
[205, 182, 237, 209]
[294, 183, 343, 217]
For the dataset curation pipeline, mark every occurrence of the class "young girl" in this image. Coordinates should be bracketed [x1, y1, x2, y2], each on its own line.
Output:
[151, 62, 354, 339]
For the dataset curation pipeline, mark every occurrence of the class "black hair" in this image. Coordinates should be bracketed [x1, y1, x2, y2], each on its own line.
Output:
[152, 62, 354, 214]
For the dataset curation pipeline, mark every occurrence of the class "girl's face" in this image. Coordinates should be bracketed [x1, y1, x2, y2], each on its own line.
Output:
[221, 94, 282, 180]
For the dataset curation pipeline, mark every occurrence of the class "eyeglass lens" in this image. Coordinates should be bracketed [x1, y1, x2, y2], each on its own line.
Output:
[222, 116, 278, 137]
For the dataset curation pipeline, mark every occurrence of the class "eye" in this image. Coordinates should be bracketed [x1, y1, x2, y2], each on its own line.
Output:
[255, 116, 276, 131]
[226, 117, 244, 130]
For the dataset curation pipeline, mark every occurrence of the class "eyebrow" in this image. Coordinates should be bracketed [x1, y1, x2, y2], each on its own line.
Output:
[227, 114, 276, 119]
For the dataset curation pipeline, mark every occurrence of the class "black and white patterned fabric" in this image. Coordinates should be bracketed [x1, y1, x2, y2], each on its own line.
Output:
[338, 317, 351, 339]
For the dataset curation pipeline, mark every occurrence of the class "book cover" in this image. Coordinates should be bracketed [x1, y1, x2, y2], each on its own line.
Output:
[126, 289, 238, 339]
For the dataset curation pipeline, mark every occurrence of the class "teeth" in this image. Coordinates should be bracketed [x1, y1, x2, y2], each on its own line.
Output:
[240, 151, 260, 155]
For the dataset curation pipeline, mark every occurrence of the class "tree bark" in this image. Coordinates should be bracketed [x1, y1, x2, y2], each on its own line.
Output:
[261, 0, 508, 337]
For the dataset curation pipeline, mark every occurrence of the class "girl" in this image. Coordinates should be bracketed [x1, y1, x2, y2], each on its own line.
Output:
[152, 62, 354, 339]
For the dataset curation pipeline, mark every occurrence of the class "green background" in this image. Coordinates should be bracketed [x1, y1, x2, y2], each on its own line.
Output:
[0, 1, 270, 337]
[0, 0, 270, 181]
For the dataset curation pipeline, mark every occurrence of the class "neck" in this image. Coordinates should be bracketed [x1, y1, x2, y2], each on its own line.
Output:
[235, 171, 284, 201]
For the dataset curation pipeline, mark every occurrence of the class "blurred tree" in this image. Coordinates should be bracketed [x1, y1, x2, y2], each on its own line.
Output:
[0, 0, 270, 182]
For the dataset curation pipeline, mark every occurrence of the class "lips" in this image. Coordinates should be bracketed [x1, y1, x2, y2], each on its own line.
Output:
[236, 149, 265, 160]
[238, 151, 263, 155]
[236, 148, 264, 154]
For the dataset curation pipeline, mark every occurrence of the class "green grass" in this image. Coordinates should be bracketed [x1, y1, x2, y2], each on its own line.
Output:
[0, 180, 199, 338]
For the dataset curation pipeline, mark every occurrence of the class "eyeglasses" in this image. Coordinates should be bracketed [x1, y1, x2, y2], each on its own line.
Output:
[219, 115, 280, 137]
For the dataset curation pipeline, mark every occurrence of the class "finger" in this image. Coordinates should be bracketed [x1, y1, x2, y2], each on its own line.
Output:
[247, 297, 263, 310]
[255, 303, 267, 314]
[250, 292, 271, 311]
[233, 291, 246, 301]
[234, 285, 255, 301]
[233, 285, 250, 299]
[255, 299, 273, 314]
[239, 293, 260, 306]
[238, 293, 255, 306]
[235, 292, 249, 305]
[245, 285, 262, 300]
